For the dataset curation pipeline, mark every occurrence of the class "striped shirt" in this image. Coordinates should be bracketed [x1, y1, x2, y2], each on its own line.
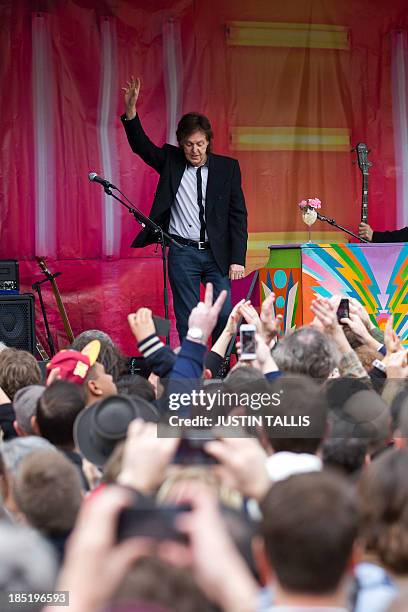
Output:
[169, 163, 208, 240]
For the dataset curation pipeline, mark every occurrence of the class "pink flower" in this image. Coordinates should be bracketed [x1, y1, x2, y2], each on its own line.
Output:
[298, 197, 321, 210]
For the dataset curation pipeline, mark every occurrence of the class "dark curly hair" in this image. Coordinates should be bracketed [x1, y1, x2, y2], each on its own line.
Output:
[71, 331, 128, 382]
[176, 113, 213, 152]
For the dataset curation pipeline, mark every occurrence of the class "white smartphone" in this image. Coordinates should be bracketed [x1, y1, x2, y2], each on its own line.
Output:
[240, 324, 257, 361]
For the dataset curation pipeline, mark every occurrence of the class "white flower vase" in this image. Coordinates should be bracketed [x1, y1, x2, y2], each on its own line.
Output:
[302, 207, 317, 243]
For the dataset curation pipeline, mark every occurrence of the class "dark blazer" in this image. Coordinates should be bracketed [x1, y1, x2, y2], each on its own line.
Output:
[373, 227, 408, 243]
[121, 114, 248, 275]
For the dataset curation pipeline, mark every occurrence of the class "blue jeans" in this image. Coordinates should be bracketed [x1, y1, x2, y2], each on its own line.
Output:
[168, 244, 232, 343]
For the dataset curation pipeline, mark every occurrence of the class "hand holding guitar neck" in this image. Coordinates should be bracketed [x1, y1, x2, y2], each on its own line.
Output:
[358, 222, 373, 241]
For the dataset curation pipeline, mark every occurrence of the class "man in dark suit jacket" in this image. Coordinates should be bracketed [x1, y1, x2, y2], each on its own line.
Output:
[359, 222, 408, 243]
[121, 77, 248, 342]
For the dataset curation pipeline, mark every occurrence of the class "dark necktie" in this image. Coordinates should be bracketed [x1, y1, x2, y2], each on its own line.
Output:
[196, 166, 206, 242]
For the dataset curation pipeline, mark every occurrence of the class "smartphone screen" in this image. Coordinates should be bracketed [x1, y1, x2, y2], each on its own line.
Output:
[336, 299, 349, 322]
[240, 325, 257, 360]
[173, 436, 218, 465]
[117, 504, 191, 543]
[152, 315, 170, 337]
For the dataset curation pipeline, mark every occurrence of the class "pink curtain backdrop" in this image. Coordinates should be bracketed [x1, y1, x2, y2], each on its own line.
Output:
[1, 0, 407, 354]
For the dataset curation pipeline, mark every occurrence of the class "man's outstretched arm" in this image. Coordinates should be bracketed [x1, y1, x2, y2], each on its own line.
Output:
[121, 75, 166, 172]
[359, 222, 408, 243]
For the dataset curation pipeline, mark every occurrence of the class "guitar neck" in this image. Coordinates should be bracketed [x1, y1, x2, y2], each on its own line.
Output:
[361, 173, 369, 223]
[35, 337, 50, 361]
[50, 280, 75, 343]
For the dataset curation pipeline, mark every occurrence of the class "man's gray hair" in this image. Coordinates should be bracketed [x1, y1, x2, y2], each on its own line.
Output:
[1, 436, 56, 476]
[0, 522, 57, 610]
[273, 326, 339, 379]
[71, 329, 114, 348]
[13, 385, 45, 435]
[0, 341, 8, 353]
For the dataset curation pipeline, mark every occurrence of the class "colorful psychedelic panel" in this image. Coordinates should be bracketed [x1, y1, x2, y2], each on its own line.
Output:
[251, 245, 304, 333]
[301, 243, 408, 340]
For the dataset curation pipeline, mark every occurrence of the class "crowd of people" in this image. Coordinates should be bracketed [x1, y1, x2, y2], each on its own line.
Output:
[1, 285, 408, 612]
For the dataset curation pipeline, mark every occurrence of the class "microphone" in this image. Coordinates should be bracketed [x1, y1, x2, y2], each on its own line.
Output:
[88, 172, 117, 190]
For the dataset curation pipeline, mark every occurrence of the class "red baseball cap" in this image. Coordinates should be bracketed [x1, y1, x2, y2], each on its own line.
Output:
[46, 340, 101, 385]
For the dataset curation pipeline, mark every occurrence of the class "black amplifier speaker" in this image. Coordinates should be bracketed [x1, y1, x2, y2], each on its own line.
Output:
[0, 260, 19, 294]
[0, 294, 35, 353]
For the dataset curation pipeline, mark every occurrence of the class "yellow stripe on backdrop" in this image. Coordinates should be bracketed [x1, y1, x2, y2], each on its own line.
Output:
[226, 21, 350, 50]
[230, 127, 351, 151]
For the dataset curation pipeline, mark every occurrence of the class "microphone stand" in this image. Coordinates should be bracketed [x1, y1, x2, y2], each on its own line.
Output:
[316, 212, 369, 243]
[102, 185, 181, 345]
[32, 275, 59, 357]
